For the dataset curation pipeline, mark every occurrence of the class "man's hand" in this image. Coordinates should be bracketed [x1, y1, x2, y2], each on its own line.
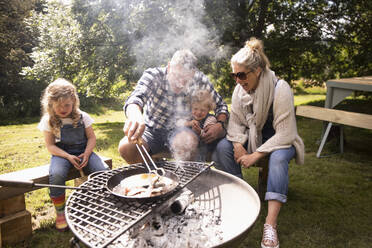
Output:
[124, 104, 145, 143]
[201, 122, 225, 144]
[123, 119, 145, 143]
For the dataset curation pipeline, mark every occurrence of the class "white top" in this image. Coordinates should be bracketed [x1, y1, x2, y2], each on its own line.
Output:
[38, 110, 94, 141]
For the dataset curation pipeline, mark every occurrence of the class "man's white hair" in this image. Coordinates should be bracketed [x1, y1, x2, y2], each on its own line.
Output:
[170, 49, 197, 71]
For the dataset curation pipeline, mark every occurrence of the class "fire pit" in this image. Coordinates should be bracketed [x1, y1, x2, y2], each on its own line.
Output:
[66, 161, 260, 248]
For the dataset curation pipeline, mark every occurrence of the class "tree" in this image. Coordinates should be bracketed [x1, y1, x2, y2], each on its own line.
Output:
[22, 1, 89, 93]
[0, 0, 42, 118]
[21, 0, 372, 105]
[204, 0, 371, 88]
[71, 0, 136, 97]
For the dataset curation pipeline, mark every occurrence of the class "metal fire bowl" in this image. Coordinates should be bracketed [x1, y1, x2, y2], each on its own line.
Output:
[187, 168, 261, 248]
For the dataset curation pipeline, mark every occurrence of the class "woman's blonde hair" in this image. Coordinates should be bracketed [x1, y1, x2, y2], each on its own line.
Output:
[231, 37, 270, 71]
[191, 89, 216, 111]
[40, 78, 80, 136]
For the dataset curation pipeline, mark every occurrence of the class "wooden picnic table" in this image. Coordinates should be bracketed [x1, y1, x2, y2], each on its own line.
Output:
[325, 76, 372, 108]
[296, 76, 372, 157]
[318, 76, 372, 157]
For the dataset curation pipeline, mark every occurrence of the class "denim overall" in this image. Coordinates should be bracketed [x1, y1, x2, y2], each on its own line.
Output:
[212, 85, 296, 203]
[49, 115, 108, 197]
[57, 115, 87, 155]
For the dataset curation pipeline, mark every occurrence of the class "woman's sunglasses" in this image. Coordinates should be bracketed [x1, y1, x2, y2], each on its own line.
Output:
[230, 71, 252, 80]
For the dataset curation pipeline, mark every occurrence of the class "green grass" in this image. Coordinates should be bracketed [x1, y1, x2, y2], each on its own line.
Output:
[1, 87, 372, 248]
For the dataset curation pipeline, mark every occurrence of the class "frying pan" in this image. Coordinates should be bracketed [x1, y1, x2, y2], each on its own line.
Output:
[106, 167, 180, 202]
[0, 167, 180, 202]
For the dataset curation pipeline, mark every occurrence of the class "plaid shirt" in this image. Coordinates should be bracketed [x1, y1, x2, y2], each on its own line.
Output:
[124, 67, 229, 130]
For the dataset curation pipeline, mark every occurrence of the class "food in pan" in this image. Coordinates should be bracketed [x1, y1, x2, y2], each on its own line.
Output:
[113, 173, 177, 197]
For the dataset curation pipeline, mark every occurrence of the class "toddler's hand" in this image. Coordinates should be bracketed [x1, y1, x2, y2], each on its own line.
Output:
[191, 120, 201, 135]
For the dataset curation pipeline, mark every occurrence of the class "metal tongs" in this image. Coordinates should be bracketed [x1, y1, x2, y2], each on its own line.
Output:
[135, 139, 166, 177]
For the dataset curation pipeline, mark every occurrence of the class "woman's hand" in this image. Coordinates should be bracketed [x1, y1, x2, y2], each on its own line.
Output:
[237, 152, 266, 168]
[233, 143, 248, 162]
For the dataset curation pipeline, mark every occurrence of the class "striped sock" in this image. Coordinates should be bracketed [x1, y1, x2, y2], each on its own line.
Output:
[51, 194, 68, 231]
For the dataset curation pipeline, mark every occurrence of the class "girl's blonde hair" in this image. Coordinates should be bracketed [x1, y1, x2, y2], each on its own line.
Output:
[191, 89, 216, 111]
[40, 78, 80, 136]
[231, 37, 270, 71]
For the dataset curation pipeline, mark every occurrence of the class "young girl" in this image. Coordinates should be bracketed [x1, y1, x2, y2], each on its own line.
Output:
[173, 90, 218, 161]
[38, 78, 108, 231]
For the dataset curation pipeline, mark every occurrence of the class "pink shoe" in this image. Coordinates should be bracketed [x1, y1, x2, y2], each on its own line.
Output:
[261, 223, 279, 248]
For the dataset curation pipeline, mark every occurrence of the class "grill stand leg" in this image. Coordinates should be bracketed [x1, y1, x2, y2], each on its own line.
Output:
[70, 236, 81, 248]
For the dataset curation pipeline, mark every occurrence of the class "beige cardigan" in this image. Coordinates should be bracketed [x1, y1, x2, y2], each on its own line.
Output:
[226, 80, 304, 165]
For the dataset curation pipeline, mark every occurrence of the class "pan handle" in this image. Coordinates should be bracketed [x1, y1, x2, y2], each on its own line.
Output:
[0, 178, 104, 191]
[0, 179, 35, 188]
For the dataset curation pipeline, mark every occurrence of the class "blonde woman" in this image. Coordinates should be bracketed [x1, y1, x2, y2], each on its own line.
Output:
[212, 38, 304, 248]
[38, 78, 108, 231]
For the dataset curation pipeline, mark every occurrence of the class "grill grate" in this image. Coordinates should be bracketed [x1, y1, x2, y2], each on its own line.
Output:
[66, 161, 212, 248]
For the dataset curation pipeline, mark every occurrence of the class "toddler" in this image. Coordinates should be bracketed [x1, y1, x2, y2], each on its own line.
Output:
[173, 90, 217, 161]
[38, 78, 108, 231]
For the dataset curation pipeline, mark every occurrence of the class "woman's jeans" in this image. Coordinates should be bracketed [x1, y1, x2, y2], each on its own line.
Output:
[49, 152, 108, 197]
[212, 138, 295, 203]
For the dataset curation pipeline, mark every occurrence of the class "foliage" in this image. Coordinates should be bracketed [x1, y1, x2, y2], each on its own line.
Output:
[264, 0, 372, 83]
[207, 59, 236, 97]
[71, 0, 137, 96]
[204, 0, 371, 86]
[22, 1, 86, 93]
[0, 0, 43, 118]
[21, 0, 134, 99]
[2, 0, 371, 118]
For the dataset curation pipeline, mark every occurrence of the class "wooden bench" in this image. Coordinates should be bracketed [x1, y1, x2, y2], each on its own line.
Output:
[0, 156, 112, 247]
[296, 105, 372, 157]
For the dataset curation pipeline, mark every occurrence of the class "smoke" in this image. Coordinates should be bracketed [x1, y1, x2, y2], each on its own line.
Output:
[170, 129, 198, 162]
[76, 0, 228, 71]
[127, 0, 228, 70]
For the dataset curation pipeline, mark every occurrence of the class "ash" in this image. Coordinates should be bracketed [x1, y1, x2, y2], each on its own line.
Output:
[117, 202, 223, 248]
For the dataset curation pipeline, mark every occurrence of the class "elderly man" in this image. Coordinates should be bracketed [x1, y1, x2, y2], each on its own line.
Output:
[118, 49, 229, 163]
